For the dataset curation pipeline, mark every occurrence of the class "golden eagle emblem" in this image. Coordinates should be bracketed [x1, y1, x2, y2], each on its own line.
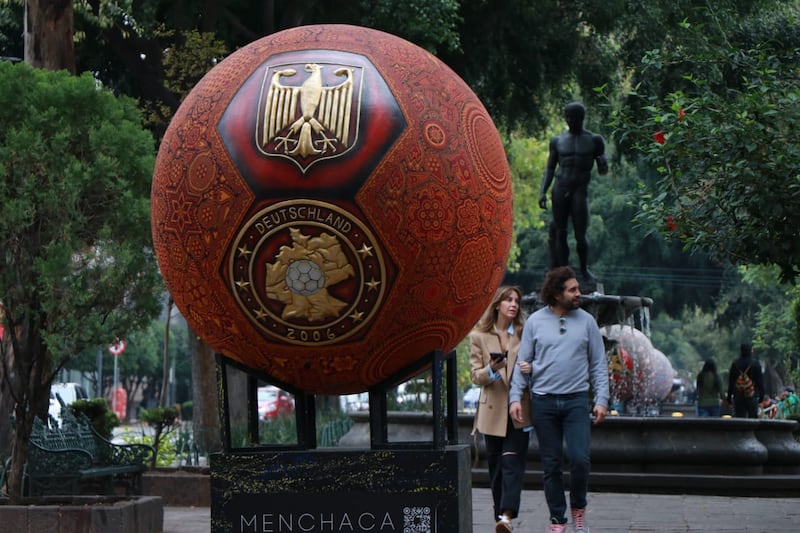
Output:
[257, 63, 360, 172]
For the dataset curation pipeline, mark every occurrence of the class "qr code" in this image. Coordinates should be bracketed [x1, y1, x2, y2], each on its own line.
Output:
[403, 506, 432, 533]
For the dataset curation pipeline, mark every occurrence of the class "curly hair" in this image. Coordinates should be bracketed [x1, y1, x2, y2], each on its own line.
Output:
[539, 266, 577, 307]
[475, 285, 525, 337]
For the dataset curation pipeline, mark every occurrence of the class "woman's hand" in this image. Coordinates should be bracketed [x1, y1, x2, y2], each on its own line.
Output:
[490, 355, 507, 371]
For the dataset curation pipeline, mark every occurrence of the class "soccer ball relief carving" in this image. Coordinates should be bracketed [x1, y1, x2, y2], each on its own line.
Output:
[151, 25, 512, 394]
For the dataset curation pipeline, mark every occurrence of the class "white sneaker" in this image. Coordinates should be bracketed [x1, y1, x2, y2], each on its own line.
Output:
[495, 515, 512, 532]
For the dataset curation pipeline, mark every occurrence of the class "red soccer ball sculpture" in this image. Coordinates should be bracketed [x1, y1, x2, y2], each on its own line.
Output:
[151, 25, 512, 394]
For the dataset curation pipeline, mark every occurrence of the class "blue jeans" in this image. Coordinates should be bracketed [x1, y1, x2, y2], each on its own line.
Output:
[696, 405, 721, 417]
[531, 392, 592, 524]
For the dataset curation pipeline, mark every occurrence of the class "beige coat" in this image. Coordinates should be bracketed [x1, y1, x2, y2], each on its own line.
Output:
[469, 328, 531, 437]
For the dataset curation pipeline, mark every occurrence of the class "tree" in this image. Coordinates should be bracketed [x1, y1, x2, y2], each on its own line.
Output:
[605, 3, 800, 282]
[23, 0, 76, 72]
[0, 61, 162, 501]
[438, 0, 620, 132]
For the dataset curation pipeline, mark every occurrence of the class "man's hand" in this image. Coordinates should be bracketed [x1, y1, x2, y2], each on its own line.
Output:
[538, 193, 547, 209]
[592, 404, 607, 425]
[509, 401, 523, 424]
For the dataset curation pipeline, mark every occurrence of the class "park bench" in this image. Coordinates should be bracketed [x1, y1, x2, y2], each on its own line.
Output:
[20, 410, 154, 496]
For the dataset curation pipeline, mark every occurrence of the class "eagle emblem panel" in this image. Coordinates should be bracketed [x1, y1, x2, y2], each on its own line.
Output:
[218, 49, 406, 198]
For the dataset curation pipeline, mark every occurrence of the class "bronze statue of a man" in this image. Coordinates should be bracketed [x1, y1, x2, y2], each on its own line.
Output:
[539, 102, 608, 280]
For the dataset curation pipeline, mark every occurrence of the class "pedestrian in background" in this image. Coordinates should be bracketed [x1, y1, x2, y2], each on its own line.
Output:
[726, 343, 764, 418]
[509, 267, 609, 533]
[695, 359, 723, 417]
[469, 285, 532, 533]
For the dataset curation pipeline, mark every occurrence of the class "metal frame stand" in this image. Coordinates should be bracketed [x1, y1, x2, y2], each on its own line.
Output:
[214, 348, 459, 452]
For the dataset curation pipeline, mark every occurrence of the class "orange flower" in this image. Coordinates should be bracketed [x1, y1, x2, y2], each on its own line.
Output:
[653, 131, 666, 144]
[666, 216, 677, 231]
[677, 108, 685, 122]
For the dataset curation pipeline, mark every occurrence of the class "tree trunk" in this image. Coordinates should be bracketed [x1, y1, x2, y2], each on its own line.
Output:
[6, 404, 33, 501]
[3, 316, 51, 502]
[24, 0, 76, 73]
[189, 331, 221, 454]
[160, 299, 173, 408]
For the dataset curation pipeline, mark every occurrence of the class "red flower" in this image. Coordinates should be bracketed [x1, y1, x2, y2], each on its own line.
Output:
[653, 131, 666, 144]
[677, 108, 685, 122]
[666, 216, 677, 232]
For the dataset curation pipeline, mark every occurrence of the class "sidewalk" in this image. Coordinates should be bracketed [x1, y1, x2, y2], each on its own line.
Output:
[163, 488, 800, 532]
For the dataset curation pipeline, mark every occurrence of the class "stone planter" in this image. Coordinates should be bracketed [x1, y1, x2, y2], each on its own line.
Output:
[142, 467, 211, 507]
[0, 495, 163, 533]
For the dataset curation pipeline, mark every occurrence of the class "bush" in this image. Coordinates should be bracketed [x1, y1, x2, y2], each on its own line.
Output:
[69, 398, 119, 439]
[139, 406, 181, 467]
[180, 401, 193, 421]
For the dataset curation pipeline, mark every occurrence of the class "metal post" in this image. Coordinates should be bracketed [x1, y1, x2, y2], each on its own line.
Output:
[96, 348, 103, 398]
[112, 352, 118, 413]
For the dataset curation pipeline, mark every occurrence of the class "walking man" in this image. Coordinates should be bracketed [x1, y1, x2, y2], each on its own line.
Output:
[509, 266, 609, 533]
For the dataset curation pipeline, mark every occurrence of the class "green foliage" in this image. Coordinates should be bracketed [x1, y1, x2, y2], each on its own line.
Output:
[69, 398, 119, 439]
[511, 127, 727, 316]
[139, 404, 178, 422]
[506, 132, 550, 271]
[139, 406, 180, 466]
[0, 2, 22, 59]
[140, 28, 229, 137]
[258, 417, 297, 445]
[226, 408, 354, 447]
[605, 3, 800, 282]
[740, 265, 800, 376]
[0, 61, 163, 360]
[357, 0, 461, 53]
[67, 316, 191, 411]
[120, 431, 177, 467]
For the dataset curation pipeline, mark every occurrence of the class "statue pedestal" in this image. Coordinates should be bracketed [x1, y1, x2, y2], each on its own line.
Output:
[210, 445, 472, 533]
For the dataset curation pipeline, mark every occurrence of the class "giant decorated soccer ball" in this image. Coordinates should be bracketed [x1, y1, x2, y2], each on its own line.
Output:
[151, 25, 513, 394]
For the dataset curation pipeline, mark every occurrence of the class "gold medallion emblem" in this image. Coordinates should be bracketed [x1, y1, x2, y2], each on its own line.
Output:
[229, 200, 385, 345]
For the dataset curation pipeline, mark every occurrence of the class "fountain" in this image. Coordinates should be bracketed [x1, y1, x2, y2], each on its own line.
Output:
[521, 286, 675, 415]
[340, 283, 800, 495]
[513, 284, 800, 493]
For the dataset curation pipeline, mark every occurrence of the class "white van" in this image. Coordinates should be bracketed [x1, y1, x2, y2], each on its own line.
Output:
[51, 382, 89, 407]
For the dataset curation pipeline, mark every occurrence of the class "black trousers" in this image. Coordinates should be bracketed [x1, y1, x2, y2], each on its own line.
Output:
[733, 396, 759, 418]
[484, 417, 530, 520]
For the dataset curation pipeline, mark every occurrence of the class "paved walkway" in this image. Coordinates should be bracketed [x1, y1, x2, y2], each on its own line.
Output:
[164, 488, 799, 532]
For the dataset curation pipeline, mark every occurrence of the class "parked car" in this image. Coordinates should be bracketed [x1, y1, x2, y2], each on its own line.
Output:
[257, 386, 294, 420]
[463, 386, 481, 412]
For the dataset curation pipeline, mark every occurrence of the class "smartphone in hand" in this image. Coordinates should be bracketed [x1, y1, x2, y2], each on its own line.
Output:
[490, 351, 507, 361]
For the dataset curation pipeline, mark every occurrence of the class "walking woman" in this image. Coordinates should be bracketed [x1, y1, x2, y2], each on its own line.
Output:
[469, 285, 532, 533]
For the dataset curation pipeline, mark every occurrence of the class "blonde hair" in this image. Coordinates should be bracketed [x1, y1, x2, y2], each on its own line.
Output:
[475, 285, 525, 338]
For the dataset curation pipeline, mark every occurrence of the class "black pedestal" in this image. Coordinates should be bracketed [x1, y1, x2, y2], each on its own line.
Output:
[210, 445, 472, 532]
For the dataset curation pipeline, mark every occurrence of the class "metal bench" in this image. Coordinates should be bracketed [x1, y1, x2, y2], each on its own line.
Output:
[22, 410, 154, 496]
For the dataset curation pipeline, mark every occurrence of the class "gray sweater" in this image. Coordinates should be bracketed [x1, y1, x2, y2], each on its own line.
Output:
[510, 306, 609, 408]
